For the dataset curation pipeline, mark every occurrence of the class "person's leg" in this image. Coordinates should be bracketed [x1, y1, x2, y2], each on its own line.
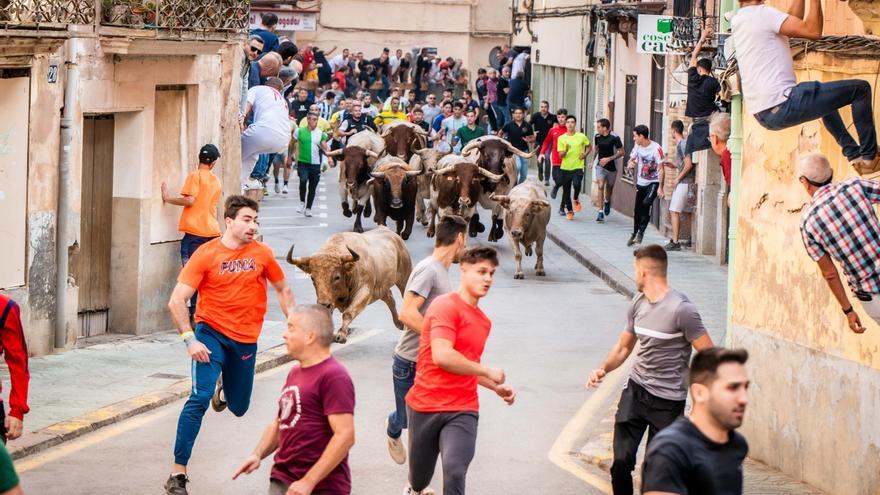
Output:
[408, 409, 442, 492]
[298, 162, 309, 204]
[611, 382, 648, 495]
[604, 171, 616, 215]
[173, 324, 226, 467]
[572, 169, 584, 201]
[645, 395, 686, 445]
[638, 183, 658, 236]
[220, 334, 258, 418]
[251, 154, 269, 180]
[387, 355, 416, 439]
[438, 412, 479, 495]
[633, 184, 648, 235]
[180, 234, 213, 317]
[516, 156, 528, 184]
[543, 150, 552, 183]
[551, 166, 562, 198]
[306, 164, 321, 209]
[267, 479, 288, 495]
[560, 170, 573, 212]
[595, 166, 606, 210]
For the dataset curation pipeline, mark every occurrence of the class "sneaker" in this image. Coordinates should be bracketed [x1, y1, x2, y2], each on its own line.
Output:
[626, 233, 637, 247]
[274, 182, 281, 194]
[164, 473, 189, 495]
[305, 208, 313, 217]
[604, 201, 611, 216]
[636, 232, 644, 244]
[282, 184, 289, 194]
[262, 185, 268, 196]
[550, 187, 558, 200]
[854, 154, 880, 176]
[211, 377, 227, 412]
[402, 483, 436, 495]
[297, 203, 305, 214]
[597, 212, 605, 223]
[385, 417, 407, 464]
[558, 209, 566, 217]
[664, 240, 682, 251]
[566, 211, 574, 220]
[544, 179, 550, 186]
[245, 178, 262, 190]
[573, 199, 582, 212]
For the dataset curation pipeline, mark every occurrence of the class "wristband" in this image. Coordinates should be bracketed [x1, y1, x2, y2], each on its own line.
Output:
[843, 306, 854, 315]
[180, 331, 195, 341]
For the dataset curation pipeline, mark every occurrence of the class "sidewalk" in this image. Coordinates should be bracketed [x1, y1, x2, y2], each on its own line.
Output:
[0, 321, 289, 460]
[545, 204, 825, 494]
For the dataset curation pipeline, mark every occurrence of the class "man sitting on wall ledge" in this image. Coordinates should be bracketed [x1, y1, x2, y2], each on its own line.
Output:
[732, 0, 879, 175]
[799, 153, 880, 334]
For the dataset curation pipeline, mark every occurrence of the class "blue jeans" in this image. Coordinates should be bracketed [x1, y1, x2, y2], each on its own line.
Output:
[180, 234, 215, 317]
[174, 323, 257, 465]
[378, 75, 391, 100]
[755, 80, 877, 161]
[492, 103, 510, 130]
[515, 155, 529, 184]
[250, 153, 274, 180]
[387, 355, 416, 439]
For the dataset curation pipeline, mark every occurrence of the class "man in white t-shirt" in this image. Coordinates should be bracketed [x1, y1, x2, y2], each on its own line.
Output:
[328, 48, 350, 73]
[732, 0, 877, 173]
[439, 102, 467, 153]
[626, 124, 664, 247]
[389, 49, 402, 82]
[241, 77, 292, 192]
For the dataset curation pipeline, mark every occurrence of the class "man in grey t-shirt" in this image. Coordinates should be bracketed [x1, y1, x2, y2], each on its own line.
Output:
[586, 244, 713, 495]
[385, 215, 467, 466]
[662, 120, 697, 252]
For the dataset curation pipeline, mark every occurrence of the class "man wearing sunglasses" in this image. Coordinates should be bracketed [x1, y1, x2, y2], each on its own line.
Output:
[239, 35, 264, 115]
[799, 152, 880, 333]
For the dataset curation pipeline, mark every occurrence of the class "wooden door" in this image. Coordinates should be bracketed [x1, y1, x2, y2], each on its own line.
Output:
[73, 115, 114, 337]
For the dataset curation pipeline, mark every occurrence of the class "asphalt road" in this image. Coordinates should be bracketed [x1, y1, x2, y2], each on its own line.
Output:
[18, 167, 630, 494]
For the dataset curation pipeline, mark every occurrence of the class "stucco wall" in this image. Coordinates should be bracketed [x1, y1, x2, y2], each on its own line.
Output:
[531, 15, 587, 70]
[730, 53, 880, 493]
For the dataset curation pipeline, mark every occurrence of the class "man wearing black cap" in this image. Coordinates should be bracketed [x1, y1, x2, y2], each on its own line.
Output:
[161, 144, 223, 321]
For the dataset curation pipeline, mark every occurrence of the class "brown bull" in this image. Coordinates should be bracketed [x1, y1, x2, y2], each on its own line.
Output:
[370, 156, 421, 240]
[461, 136, 535, 243]
[409, 148, 451, 226]
[427, 155, 504, 238]
[381, 121, 427, 161]
[490, 179, 551, 279]
[326, 130, 384, 233]
[286, 226, 412, 343]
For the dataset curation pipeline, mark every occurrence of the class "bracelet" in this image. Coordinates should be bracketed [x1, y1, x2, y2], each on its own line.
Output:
[843, 306, 854, 315]
[180, 331, 195, 341]
[185, 338, 198, 348]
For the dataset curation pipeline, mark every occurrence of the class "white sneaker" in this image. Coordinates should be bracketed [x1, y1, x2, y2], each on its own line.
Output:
[297, 203, 305, 214]
[282, 184, 289, 194]
[245, 178, 262, 190]
[385, 417, 407, 464]
[402, 484, 436, 495]
[274, 182, 281, 194]
[304, 208, 313, 217]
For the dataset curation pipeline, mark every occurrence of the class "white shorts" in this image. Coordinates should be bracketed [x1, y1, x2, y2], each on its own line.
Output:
[669, 182, 695, 213]
[241, 126, 289, 186]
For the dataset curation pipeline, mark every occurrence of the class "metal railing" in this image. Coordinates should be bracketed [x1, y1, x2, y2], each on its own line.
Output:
[0, 0, 96, 28]
[669, 0, 719, 53]
[99, 0, 250, 33]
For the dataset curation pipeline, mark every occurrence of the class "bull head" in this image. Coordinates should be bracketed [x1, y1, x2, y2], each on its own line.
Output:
[286, 244, 311, 273]
[342, 246, 360, 264]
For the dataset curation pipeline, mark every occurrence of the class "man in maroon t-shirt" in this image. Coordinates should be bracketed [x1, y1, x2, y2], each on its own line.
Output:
[234, 305, 355, 495]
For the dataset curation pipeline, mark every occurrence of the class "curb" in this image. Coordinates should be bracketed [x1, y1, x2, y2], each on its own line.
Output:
[9, 344, 292, 461]
[546, 223, 636, 299]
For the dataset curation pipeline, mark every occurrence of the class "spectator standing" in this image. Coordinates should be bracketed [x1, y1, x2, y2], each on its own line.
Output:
[249, 13, 279, 54]
[662, 120, 696, 251]
[440, 102, 468, 153]
[289, 88, 313, 123]
[494, 66, 511, 130]
[508, 72, 528, 111]
[399, 52, 412, 84]
[240, 35, 264, 115]
[455, 109, 485, 149]
[498, 107, 535, 184]
[626, 125, 664, 247]
[421, 94, 441, 126]
[415, 48, 431, 103]
[0, 294, 29, 444]
[530, 101, 556, 183]
[709, 112, 732, 188]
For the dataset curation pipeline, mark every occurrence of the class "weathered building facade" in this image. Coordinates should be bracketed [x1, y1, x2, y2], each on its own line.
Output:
[0, 1, 245, 355]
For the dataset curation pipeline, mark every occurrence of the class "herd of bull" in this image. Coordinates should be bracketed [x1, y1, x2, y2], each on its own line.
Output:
[284, 120, 552, 343]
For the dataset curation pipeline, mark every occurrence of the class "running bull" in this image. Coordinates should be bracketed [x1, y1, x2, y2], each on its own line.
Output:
[460, 135, 535, 243]
[408, 148, 450, 226]
[370, 155, 421, 240]
[490, 179, 551, 279]
[286, 226, 412, 343]
[381, 120, 427, 161]
[325, 130, 384, 233]
[427, 155, 504, 238]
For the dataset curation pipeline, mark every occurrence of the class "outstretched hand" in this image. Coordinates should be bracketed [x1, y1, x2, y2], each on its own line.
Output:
[232, 454, 261, 480]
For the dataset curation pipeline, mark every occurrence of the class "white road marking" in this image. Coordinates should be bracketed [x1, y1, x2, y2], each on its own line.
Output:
[318, 195, 327, 201]
[318, 204, 327, 210]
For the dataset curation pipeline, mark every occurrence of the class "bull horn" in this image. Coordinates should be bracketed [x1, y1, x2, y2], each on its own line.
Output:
[380, 126, 392, 137]
[286, 245, 311, 270]
[477, 167, 505, 182]
[366, 149, 379, 158]
[460, 140, 481, 156]
[406, 169, 421, 177]
[531, 199, 551, 207]
[489, 193, 508, 203]
[370, 171, 386, 179]
[506, 142, 536, 158]
[411, 125, 428, 136]
[433, 164, 457, 175]
[342, 246, 360, 263]
[325, 149, 344, 157]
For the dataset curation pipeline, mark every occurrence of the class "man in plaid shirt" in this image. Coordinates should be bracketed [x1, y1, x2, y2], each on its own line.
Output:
[799, 153, 880, 333]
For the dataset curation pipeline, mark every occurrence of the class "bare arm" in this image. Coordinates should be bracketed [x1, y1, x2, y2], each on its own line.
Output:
[586, 331, 637, 388]
[817, 254, 866, 333]
[690, 25, 711, 69]
[160, 184, 195, 207]
[780, 0, 823, 40]
[432, 338, 503, 382]
[271, 278, 294, 319]
[691, 333, 715, 350]
[398, 293, 426, 333]
[296, 413, 355, 491]
[168, 282, 212, 363]
[675, 155, 694, 184]
[232, 419, 281, 480]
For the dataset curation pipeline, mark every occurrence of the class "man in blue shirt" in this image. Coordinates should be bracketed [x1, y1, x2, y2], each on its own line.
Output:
[249, 13, 279, 54]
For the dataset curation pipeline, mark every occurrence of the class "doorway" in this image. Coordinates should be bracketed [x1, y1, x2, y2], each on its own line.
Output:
[72, 115, 115, 338]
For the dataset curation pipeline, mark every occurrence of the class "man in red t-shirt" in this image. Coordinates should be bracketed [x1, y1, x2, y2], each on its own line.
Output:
[0, 294, 29, 443]
[403, 247, 516, 495]
[234, 305, 355, 495]
[539, 108, 569, 195]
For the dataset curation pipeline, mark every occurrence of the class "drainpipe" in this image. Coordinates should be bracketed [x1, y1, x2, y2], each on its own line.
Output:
[720, 0, 741, 345]
[56, 38, 79, 349]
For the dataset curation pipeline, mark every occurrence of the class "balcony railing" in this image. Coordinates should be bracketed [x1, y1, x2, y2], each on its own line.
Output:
[100, 0, 249, 33]
[669, 0, 719, 53]
[0, 0, 96, 28]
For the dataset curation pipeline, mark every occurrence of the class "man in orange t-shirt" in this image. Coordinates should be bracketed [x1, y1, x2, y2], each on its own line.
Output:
[161, 144, 223, 320]
[403, 247, 516, 495]
[164, 195, 294, 495]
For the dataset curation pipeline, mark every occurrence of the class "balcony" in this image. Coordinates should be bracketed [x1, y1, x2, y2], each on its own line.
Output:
[0, 0, 96, 30]
[99, 0, 249, 34]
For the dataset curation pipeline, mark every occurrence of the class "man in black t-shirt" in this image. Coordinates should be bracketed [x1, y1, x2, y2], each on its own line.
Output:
[530, 101, 556, 182]
[684, 27, 721, 156]
[289, 88, 314, 123]
[641, 347, 750, 495]
[414, 49, 432, 103]
[499, 107, 535, 184]
[593, 118, 624, 222]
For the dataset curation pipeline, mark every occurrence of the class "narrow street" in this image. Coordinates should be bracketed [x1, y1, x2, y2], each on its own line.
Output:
[17, 168, 630, 494]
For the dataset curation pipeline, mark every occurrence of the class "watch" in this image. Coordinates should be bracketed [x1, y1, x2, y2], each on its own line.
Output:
[843, 306, 854, 315]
